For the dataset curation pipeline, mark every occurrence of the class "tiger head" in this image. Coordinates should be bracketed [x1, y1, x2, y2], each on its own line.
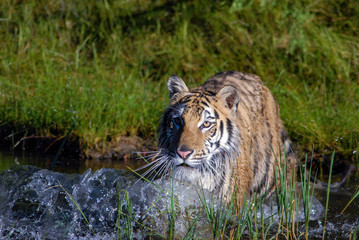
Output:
[157, 75, 242, 191]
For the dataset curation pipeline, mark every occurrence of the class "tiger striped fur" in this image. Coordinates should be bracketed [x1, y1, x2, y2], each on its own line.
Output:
[144, 71, 296, 206]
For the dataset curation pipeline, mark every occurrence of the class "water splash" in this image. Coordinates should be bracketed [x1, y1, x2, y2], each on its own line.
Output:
[0, 165, 357, 239]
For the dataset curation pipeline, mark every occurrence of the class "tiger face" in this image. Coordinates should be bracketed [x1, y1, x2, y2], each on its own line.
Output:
[157, 75, 241, 191]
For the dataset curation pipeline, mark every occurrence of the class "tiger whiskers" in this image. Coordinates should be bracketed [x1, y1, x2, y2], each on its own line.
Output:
[151, 156, 172, 180]
[135, 144, 240, 193]
[135, 150, 173, 182]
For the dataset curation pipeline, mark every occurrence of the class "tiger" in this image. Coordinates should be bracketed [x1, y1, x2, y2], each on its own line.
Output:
[143, 71, 296, 207]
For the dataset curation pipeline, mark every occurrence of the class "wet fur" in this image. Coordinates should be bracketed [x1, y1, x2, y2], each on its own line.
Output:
[141, 71, 296, 206]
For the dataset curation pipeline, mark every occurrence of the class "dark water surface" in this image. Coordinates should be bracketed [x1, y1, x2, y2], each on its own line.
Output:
[0, 150, 145, 174]
[0, 150, 358, 239]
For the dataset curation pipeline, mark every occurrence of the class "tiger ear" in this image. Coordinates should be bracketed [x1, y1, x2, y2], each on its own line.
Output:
[217, 85, 240, 111]
[167, 75, 189, 99]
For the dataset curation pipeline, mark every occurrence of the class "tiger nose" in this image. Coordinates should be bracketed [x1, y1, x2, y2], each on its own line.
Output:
[177, 145, 194, 159]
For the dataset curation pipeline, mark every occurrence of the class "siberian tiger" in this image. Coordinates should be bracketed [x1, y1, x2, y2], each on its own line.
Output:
[144, 71, 296, 206]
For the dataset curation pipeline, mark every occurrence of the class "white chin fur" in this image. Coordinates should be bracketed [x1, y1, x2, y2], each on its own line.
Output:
[173, 166, 216, 192]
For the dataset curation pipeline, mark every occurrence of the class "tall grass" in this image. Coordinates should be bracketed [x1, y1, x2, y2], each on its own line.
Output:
[1, 0, 358, 155]
[322, 151, 335, 239]
[299, 153, 316, 238]
[125, 151, 336, 239]
[116, 189, 134, 240]
[198, 188, 235, 239]
[38, 156, 351, 239]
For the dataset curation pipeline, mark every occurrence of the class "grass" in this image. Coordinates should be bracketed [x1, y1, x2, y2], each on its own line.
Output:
[322, 151, 335, 239]
[0, 0, 358, 156]
[116, 188, 134, 240]
[299, 152, 316, 237]
[117, 151, 343, 239]
[199, 187, 235, 239]
[32, 150, 354, 239]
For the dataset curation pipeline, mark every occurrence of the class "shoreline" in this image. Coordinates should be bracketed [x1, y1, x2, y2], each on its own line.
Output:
[0, 124, 156, 160]
[1, 124, 356, 163]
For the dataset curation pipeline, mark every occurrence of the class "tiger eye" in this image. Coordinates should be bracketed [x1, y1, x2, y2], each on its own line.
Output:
[202, 121, 212, 128]
[173, 117, 181, 125]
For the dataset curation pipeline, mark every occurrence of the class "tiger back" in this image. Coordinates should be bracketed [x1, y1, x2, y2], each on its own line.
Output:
[157, 71, 296, 206]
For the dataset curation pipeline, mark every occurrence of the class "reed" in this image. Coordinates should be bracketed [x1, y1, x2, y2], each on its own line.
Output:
[129, 150, 335, 239]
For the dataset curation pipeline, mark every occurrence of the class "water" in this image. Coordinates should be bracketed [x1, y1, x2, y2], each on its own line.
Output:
[0, 151, 358, 239]
[0, 166, 130, 239]
[0, 150, 145, 174]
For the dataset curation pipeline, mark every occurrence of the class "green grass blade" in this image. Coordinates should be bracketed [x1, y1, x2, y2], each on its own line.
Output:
[322, 151, 335, 239]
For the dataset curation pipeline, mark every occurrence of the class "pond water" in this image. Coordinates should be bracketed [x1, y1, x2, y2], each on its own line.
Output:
[0, 150, 145, 174]
[0, 150, 358, 239]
